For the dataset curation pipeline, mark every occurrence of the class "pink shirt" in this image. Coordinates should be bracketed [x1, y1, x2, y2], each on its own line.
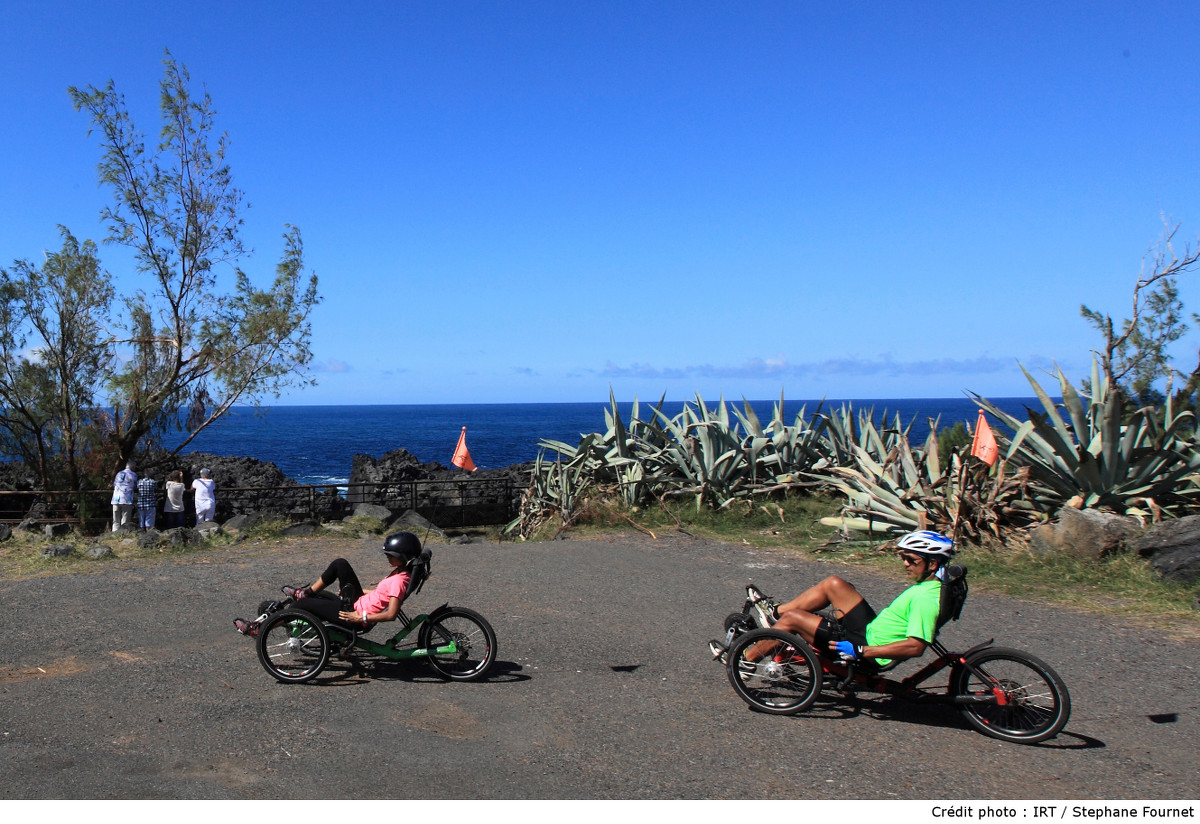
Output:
[353, 571, 410, 615]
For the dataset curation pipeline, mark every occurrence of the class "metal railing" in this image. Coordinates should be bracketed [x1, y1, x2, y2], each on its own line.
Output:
[0, 476, 516, 532]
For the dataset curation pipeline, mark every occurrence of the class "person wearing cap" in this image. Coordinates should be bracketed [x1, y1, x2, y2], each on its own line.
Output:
[234, 532, 423, 637]
[192, 468, 216, 525]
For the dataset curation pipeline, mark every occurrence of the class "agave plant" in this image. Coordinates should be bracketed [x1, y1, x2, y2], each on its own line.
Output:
[815, 410, 953, 535]
[973, 360, 1200, 518]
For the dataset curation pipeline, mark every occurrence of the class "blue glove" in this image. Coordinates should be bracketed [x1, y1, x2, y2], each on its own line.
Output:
[834, 641, 860, 660]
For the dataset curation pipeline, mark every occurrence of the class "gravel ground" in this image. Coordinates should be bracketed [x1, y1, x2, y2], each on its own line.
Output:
[0, 531, 1197, 800]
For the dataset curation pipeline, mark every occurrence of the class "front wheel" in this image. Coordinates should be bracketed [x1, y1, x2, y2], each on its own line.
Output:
[256, 609, 329, 684]
[419, 607, 497, 681]
[954, 647, 1071, 744]
[726, 628, 821, 715]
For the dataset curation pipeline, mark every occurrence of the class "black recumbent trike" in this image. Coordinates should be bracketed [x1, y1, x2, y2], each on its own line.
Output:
[716, 564, 1071, 744]
[245, 548, 497, 684]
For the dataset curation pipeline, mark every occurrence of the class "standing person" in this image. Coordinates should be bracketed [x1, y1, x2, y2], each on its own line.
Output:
[110, 461, 137, 532]
[192, 468, 216, 525]
[136, 473, 158, 530]
[163, 470, 186, 529]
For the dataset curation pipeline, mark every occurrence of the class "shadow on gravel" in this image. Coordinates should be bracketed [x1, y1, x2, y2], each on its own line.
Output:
[783, 694, 1104, 749]
[275, 659, 530, 686]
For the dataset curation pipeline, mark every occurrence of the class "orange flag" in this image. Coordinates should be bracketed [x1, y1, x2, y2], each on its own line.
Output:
[970, 410, 999, 466]
[451, 426, 477, 472]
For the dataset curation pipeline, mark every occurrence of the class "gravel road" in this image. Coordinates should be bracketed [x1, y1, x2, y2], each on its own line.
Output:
[1, 531, 1196, 799]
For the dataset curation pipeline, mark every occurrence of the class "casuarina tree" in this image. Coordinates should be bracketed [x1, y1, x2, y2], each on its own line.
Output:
[66, 52, 321, 473]
[0, 229, 114, 490]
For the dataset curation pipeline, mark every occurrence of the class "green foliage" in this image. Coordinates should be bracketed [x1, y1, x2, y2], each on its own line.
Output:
[0, 228, 114, 489]
[938, 421, 971, 465]
[64, 52, 321, 473]
[974, 359, 1200, 517]
[507, 391, 832, 537]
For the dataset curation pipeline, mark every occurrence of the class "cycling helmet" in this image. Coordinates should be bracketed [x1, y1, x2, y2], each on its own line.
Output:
[382, 531, 422, 560]
[896, 530, 955, 561]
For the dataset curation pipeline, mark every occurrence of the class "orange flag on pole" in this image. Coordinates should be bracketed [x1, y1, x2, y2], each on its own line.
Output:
[451, 426, 477, 472]
[970, 410, 999, 466]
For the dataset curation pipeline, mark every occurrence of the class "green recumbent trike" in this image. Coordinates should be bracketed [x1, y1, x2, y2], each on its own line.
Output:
[247, 548, 497, 684]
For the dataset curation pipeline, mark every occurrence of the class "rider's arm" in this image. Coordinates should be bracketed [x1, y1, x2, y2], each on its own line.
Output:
[339, 596, 400, 625]
[861, 636, 927, 661]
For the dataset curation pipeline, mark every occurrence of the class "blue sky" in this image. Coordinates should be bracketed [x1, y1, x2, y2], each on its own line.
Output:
[2, 1, 1199, 405]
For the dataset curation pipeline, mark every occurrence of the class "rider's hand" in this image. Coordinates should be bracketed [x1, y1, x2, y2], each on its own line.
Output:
[833, 641, 863, 660]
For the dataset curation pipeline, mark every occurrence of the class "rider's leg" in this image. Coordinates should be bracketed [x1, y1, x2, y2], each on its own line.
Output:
[742, 609, 824, 662]
[307, 558, 365, 601]
[744, 578, 872, 661]
[776, 575, 866, 618]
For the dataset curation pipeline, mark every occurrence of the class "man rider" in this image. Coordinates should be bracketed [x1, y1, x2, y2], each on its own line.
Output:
[714, 530, 956, 667]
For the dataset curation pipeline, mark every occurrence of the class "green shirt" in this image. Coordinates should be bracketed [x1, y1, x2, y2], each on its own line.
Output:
[864, 579, 942, 666]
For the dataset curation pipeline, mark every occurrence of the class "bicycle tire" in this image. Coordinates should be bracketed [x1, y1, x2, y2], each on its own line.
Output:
[419, 606, 497, 681]
[953, 647, 1071, 744]
[256, 609, 330, 684]
[726, 628, 822, 715]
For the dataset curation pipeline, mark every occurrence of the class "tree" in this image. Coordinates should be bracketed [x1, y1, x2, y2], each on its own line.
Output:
[1081, 220, 1200, 410]
[0, 229, 114, 490]
[67, 53, 321, 472]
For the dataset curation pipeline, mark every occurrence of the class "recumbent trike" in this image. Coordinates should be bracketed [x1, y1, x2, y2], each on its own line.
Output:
[715, 564, 1071, 744]
[246, 548, 497, 684]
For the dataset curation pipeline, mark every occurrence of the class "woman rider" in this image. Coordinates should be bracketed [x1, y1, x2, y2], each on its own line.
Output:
[235, 532, 423, 637]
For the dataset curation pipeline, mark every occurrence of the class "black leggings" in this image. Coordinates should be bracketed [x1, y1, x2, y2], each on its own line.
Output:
[293, 558, 364, 625]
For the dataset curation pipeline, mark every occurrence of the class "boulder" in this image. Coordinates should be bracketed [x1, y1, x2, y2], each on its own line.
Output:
[194, 520, 221, 535]
[86, 545, 113, 559]
[168, 528, 200, 546]
[222, 513, 266, 534]
[393, 508, 446, 539]
[281, 521, 318, 537]
[42, 543, 74, 558]
[44, 523, 72, 539]
[352, 502, 393, 522]
[136, 530, 163, 548]
[347, 449, 530, 528]
[1135, 516, 1200, 583]
[0, 524, 10, 542]
[1029, 507, 1141, 561]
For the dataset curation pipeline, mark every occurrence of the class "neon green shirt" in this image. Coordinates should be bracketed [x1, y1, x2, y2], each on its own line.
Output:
[864, 579, 942, 666]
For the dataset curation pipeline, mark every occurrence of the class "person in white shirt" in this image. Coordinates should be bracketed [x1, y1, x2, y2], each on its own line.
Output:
[192, 468, 217, 524]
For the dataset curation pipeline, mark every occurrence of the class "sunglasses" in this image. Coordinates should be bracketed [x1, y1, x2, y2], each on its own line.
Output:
[898, 553, 926, 566]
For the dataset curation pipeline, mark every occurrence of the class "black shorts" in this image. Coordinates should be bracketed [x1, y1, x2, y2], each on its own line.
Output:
[816, 598, 877, 647]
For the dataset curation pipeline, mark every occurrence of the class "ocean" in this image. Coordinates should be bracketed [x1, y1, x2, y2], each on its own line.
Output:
[183, 397, 1046, 486]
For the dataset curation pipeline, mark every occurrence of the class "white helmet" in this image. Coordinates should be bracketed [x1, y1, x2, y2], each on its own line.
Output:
[897, 530, 955, 560]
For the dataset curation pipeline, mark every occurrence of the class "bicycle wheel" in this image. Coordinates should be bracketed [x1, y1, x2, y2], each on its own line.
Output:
[724, 612, 756, 633]
[419, 607, 497, 681]
[256, 609, 330, 684]
[726, 628, 821, 715]
[953, 647, 1071, 744]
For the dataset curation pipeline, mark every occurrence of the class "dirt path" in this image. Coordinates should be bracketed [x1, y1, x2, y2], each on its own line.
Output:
[0, 532, 1196, 799]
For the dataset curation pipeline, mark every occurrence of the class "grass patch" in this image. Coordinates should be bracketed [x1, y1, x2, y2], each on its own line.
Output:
[554, 491, 1200, 634]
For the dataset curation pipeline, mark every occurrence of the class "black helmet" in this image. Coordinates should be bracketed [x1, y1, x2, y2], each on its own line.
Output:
[382, 531, 422, 560]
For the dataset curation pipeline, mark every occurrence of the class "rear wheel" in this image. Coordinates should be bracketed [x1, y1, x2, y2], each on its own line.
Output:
[256, 609, 329, 683]
[954, 647, 1071, 744]
[726, 628, 821, 715]
[419, 607, 497, 681]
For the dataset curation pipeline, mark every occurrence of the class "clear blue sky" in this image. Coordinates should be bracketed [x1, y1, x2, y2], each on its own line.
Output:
[3, 1, 1199, 405]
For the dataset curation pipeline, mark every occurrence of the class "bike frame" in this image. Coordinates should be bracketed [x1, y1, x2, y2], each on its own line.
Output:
[819, 638, 1007, 706]
[322, 604, 460, 662]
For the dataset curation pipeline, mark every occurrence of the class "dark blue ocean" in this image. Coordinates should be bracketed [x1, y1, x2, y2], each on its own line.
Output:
[183, 398, 1045, 486]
